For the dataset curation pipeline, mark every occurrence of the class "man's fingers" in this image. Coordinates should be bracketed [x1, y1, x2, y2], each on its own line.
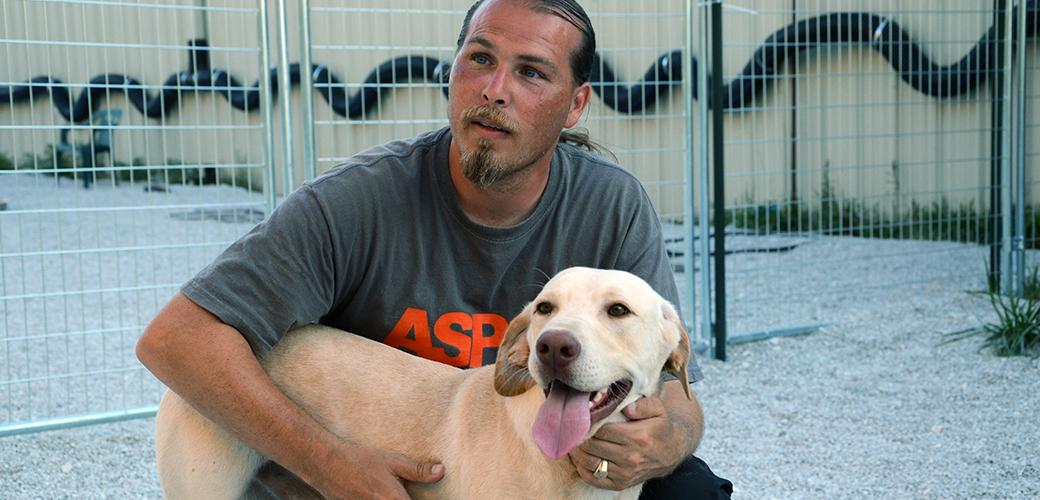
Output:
[393, 457, 445, 485]
[621, 395, 665, 420]
[569, 444, 598, 471]
[570, 454, 626, 492]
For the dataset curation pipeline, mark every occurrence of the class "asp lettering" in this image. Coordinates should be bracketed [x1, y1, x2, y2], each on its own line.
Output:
[384, 308, 508, 368]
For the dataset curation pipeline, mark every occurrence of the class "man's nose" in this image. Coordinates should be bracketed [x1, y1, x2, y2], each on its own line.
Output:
[482, 68, 510, 107]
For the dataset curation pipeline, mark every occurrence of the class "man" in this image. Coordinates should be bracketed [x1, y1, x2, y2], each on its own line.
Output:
[137, 0, 731, 498]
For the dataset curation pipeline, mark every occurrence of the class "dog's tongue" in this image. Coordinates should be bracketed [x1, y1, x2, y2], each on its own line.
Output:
[533, 381, 591, 460]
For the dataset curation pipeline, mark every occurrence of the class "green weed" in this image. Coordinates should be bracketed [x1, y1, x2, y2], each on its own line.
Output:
[944, 288, 1040, 358]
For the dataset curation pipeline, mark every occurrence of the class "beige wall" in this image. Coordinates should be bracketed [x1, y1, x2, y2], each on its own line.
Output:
[0, 0, 262, 184]
[718, 0, 1012, 214]
[2, 0, 1034, 217]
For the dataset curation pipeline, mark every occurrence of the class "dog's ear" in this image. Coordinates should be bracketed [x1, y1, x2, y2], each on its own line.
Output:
[494, 303, 537, 397]
[661, 302, 693, 400]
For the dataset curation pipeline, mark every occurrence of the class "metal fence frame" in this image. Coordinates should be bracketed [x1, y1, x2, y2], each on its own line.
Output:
[3, 0, 1038, 436]
[694, 0, 1037, 359]
[1, 0, 692, 436]
[1, 0, 276, 436]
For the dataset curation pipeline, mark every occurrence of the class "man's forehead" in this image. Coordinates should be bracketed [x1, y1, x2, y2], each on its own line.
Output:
[467, 0, 578, 40]
[463, 0, 577, 60]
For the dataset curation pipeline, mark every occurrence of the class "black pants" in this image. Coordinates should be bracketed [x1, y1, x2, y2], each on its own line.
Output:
[639, 456, 733, 499]
[250, 455, 732, 499]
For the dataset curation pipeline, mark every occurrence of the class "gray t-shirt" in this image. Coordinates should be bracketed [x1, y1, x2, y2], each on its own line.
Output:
[182, 127, 702, 381]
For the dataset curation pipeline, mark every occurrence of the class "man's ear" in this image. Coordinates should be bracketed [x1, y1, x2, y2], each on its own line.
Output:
[494, 303, 537, 397]
[662, 303, 693, 400]
[564, 82, 592, 129]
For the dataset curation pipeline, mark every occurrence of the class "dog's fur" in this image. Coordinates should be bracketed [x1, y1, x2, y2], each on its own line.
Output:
[155, 267, 691, 499]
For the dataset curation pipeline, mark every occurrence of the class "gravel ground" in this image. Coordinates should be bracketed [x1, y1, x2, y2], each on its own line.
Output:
[1, 174, 1038, 499]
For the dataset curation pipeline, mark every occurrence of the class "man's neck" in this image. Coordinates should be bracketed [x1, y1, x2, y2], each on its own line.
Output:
[448, 139, 553, 228]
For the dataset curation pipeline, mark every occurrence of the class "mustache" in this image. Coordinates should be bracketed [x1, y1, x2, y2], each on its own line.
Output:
[460, 105, 519, 134]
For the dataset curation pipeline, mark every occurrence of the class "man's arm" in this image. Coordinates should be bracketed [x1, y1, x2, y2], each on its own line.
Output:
[136, 292, 444, 499]
[569, 379, 703, 490]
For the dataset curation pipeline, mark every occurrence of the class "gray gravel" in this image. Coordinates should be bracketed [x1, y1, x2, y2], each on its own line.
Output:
[1, 174, 1038, 499]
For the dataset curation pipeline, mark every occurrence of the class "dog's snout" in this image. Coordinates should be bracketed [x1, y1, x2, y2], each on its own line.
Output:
[536, 330, 581, 376]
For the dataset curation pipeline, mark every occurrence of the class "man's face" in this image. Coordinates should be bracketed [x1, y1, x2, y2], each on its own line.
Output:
[448, 0, 591, 189]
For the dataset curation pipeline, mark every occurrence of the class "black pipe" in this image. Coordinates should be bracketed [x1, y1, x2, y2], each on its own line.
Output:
[991, 0, 1010, 291]
[312, 56, 447, 119]
[3, 3, 1039, 122]
[711, 1, 727, 362]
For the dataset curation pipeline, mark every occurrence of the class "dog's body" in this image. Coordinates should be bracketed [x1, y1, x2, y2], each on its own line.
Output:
[155, 267, 691, 500]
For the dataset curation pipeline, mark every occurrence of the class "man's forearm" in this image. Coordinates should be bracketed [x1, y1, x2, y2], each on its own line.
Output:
[136, 293, 343, 488]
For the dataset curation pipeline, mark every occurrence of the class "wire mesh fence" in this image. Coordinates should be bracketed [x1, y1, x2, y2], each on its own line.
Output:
[696, 0, 1036, 351]
[301, 0, 687, 216]
[1, 0, 269, 434]
[1, 0, 1038, 435]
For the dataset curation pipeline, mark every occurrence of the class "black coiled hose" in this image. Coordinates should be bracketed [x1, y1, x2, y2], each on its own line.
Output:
[2, 3, 1037, 122]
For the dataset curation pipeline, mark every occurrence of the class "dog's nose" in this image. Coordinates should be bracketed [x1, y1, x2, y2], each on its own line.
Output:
[536, 330, 581, 376]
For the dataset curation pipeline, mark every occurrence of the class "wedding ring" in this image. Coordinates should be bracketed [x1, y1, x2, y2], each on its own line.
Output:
[593, 459, 609, 479]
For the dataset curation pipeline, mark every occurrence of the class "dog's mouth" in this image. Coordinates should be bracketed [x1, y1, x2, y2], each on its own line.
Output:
[532, 379, 633, 461]
[586, 380, 633, 423]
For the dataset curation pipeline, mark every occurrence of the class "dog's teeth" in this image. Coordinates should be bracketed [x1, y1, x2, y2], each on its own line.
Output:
[589, 391, 606, 407]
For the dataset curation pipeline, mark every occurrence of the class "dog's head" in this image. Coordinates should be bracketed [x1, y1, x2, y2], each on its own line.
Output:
[493, 267, 691, 460]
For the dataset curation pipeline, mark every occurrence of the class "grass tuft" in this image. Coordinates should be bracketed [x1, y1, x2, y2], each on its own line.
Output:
[944, 287, 1040, 358]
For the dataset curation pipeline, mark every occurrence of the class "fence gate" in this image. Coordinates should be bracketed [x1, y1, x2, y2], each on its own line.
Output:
[7, 0, 1032, 434]
[0, 0, 272, 435]
[694, 0, 1036, 359]
[1, 1, 690, 435]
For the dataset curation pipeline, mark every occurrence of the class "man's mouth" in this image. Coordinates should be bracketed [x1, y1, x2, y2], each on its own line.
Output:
[472, 118, 512, 137]
[461, 106, 517, 136]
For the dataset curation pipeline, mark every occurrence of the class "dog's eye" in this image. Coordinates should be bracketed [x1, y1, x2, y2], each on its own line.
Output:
[608, 304, 630, 317]
[536, 302, 553, 315]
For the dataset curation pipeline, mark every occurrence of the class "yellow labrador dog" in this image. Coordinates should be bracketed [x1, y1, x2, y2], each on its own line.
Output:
[155, 267, 691, 499]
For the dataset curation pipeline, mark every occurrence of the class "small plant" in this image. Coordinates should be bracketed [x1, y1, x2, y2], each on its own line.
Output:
[945, 285, 1040, 358]
[1024, 266, 1040, 299]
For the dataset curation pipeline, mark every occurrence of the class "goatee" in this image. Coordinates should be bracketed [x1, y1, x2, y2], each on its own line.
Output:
[460, 138, 510, 188]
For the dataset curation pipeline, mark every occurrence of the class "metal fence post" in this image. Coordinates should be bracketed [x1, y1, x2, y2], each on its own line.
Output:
[1001, 0, 1015, 296]
[682, 0, 697, 346]
[1014, 0, 1028, 295]
[259, 0, 278, 215]
[697, 0, 714, 357]
[275, 0, 296, 196]
[990, 0, 1012, 293]
[710, 0, 727, 361]
[299, 0, 317, 182]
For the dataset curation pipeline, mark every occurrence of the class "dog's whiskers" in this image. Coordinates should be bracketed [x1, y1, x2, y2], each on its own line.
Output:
[520, 268, 554, 292]
[501, 370, 530, 388]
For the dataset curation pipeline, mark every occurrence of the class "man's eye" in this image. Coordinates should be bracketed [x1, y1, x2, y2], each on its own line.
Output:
[522, 68, 541, 79]
[474, 55, 490, 65]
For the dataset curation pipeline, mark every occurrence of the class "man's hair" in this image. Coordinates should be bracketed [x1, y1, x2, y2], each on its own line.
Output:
[456, 0, 611, 158]
[456, 0, 596, 88]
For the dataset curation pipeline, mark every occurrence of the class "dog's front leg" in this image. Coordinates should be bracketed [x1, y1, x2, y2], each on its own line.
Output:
[155, 390, 266, 499]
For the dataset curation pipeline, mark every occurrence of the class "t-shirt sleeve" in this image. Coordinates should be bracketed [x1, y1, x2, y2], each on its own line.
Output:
[180, 184, 339, 357]
[615, 178, 705, 385]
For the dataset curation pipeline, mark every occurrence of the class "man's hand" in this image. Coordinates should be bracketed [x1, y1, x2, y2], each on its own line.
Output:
[303, 442, 445, 500]
[569, 381, 702, 491]
[257, 449, 444, 499]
